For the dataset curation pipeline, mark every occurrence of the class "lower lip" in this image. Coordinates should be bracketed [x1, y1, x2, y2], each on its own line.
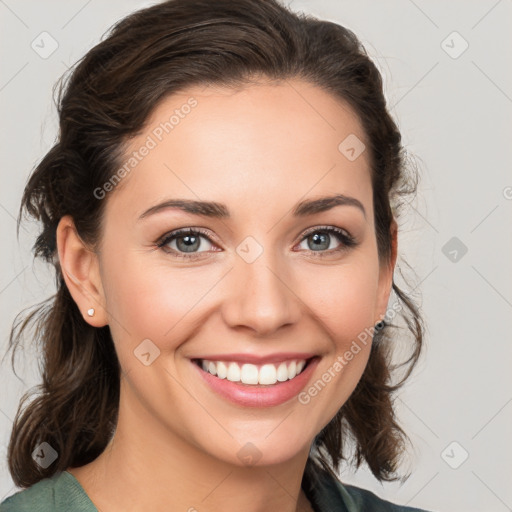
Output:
[191, 357, 320, 408]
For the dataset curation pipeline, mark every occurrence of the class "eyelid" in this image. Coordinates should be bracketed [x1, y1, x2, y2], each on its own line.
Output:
[155, 227, 218, 256]
[156, 227, 218, 246]
[293, 225, 357, 255]
[299, 224, 353, 240]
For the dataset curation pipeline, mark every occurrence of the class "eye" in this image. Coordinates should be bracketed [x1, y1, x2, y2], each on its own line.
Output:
[296, 226, 357, 257]
[156, 228, 217, 259]
[156, 225, 357, 260]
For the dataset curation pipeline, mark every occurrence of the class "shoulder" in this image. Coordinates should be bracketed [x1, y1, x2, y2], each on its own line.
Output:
[0, 471, 96, 512]
[302, 457, 435, 512]
[340, 482, 435, 512]
[0, 473, 59, 512]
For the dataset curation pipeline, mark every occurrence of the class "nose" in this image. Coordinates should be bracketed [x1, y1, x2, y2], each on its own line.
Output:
[221, 248, 302, 337]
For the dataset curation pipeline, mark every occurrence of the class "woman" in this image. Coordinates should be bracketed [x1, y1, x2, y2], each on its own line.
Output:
[1, 0, 433, 510]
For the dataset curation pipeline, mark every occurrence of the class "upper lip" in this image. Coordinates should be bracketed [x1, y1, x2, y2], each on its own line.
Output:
[191, 352, 318, 364]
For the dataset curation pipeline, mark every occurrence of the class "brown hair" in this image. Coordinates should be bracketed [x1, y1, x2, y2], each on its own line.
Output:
[4, 0, 424, 488]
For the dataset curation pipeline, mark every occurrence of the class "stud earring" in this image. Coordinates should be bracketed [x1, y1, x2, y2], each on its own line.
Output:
[87, 308, 95, 317]
[374, 319, 386, 331]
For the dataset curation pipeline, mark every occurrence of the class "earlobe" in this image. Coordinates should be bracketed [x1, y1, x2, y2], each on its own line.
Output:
[56, 215, 108, 327]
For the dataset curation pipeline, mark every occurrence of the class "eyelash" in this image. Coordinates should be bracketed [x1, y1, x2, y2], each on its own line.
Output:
[155, 226, 357, 261]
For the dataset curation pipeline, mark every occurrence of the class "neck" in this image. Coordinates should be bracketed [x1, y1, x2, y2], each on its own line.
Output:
[68, 383, 315, 512]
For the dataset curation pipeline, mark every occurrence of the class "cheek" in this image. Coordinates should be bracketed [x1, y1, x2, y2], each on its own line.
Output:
[303, 258, 379, 346]
[294, 263, 379, 427]
[100, 250, 224, 351]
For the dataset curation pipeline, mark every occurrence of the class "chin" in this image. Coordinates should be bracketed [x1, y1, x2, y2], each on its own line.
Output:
[202, 431, 312, 469]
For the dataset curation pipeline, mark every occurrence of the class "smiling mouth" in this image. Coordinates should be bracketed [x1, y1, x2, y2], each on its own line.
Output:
[192, 357, 317, 386]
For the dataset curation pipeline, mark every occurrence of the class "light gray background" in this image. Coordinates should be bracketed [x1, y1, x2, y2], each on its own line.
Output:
[1, 1, 511, 511]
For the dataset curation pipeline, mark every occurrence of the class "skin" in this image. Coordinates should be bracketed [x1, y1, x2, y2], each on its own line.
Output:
[58, 78, 397, 512]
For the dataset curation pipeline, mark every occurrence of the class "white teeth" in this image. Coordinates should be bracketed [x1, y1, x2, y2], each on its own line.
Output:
[276, 362, 289, 382]
[227, 362, 241, 382]
[258, 364, 277, 385]
[288, 360, 297, 379]
[216, 361, 228, 379]
[240, 364, 259, 385]
[198, 358, 309, 385]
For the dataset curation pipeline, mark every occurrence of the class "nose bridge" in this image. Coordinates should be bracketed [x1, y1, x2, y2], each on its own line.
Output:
[222, 234, 301, 335]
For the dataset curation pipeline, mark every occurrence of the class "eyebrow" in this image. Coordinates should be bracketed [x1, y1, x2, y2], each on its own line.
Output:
[138, 193, 366, 221]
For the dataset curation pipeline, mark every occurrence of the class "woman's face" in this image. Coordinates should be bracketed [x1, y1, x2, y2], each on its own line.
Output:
[85, 79, 396, 467]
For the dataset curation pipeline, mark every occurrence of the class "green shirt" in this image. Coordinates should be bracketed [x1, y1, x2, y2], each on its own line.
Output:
[0, 459, 434, 511]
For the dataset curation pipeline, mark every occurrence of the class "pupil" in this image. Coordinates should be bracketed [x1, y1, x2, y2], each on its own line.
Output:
[310, 232, 328, 251]
[178, 234, 199, 252]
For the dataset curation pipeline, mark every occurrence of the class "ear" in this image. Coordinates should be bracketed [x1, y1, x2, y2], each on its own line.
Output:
[56, 215, 108, 327]
[374, 217, 398, 324]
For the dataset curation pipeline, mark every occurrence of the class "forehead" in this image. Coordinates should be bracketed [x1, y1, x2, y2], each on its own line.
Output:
[106, 79, 372, 224]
